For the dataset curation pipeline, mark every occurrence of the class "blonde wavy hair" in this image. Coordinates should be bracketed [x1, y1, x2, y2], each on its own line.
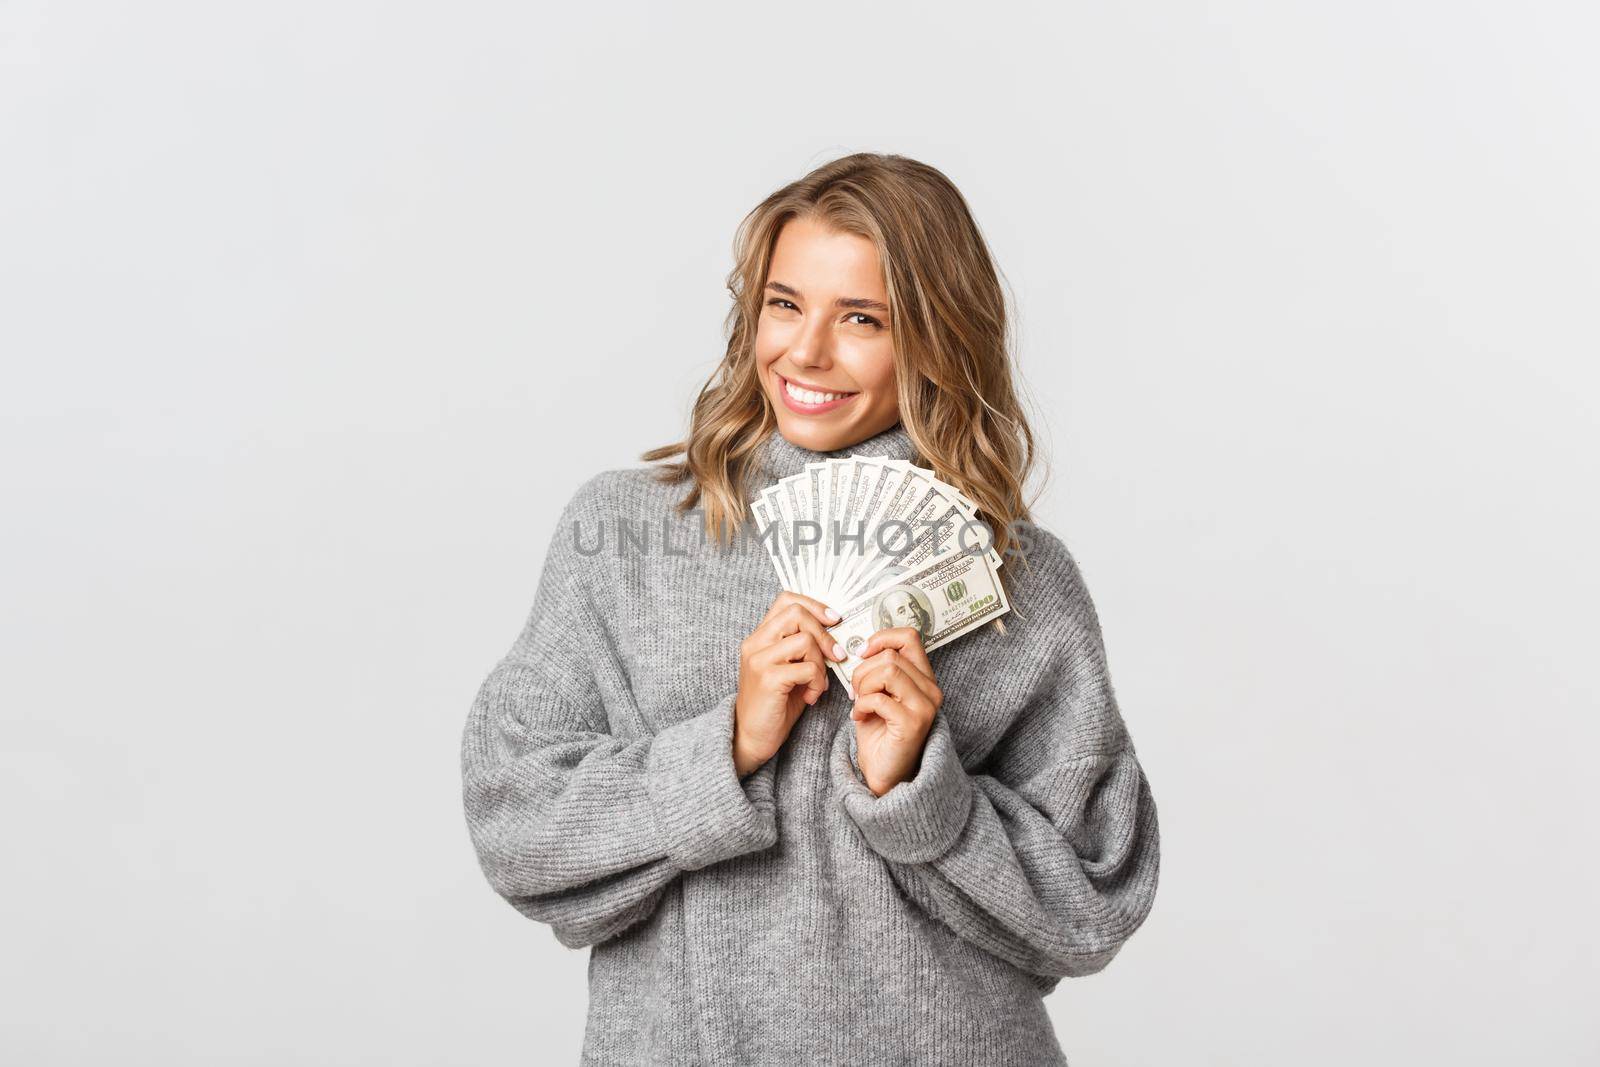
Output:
[643, 151, 1045, 572]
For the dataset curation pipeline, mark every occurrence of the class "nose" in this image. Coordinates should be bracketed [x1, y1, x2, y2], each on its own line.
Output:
[786, 312, 834, 372]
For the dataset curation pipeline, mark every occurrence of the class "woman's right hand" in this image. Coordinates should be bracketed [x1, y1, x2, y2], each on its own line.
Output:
[732, 591, 846, 777]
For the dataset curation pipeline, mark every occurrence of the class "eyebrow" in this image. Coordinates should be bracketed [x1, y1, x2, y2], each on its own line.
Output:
[765, 281, 889, 313]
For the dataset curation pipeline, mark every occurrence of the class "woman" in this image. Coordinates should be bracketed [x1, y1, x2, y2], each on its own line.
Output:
[460, 152, 1161, 1065]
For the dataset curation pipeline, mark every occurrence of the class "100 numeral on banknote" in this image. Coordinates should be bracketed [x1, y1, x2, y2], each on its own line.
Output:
[825, 544, 1010, 697]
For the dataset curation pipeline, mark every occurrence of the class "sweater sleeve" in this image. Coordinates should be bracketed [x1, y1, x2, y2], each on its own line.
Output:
[461, 479, 780, 949]
[830, 544, 1160, 985]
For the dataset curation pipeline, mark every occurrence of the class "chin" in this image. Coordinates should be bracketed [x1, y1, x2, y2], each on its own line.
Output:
[775, 417, 856, 452]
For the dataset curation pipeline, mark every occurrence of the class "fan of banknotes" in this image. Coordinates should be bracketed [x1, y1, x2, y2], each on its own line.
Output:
[750, 456, 1010, 696]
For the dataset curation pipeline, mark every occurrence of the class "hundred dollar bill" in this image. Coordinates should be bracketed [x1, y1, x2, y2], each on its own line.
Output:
[749, 495, 798, 592]
[778, 472, 815, 594]
[889, 460, 1002, 573]
[827, 467, 923, 604]
[830, 458, 903, 599]
[817, 457, 851, 597]
[824, 542, 1010, 697]
[839, 495, 962, 604]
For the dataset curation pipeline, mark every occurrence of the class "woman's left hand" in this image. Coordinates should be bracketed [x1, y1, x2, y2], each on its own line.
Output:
[849, 626, 944, 797]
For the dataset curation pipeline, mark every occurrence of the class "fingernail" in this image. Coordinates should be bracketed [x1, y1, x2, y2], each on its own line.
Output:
[832, 642, 845, 660]
[824, 608, 841, 623]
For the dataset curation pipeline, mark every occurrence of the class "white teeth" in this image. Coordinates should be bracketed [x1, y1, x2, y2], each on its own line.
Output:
[785, 379, 850, 405]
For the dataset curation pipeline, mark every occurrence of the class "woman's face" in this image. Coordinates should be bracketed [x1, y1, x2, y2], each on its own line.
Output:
[755, 216, 900, 452]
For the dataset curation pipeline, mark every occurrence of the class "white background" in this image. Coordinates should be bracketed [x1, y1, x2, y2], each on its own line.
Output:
[3, 2, 1597, 1063]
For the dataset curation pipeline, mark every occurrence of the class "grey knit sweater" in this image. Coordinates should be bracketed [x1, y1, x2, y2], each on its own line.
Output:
[460, 423, 1160, 1066]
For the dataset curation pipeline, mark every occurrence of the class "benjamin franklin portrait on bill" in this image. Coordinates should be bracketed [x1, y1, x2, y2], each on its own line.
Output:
[873, 584, 934, 639]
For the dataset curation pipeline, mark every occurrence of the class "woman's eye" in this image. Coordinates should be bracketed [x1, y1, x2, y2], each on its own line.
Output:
[764, 298, 882, 330]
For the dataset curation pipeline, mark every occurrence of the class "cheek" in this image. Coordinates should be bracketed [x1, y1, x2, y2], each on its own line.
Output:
[753, 318, 777, 359]
[844, 347, 897, 396]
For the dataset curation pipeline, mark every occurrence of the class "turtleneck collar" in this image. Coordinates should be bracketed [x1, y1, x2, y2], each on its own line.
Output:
[752, 422, 920, 482]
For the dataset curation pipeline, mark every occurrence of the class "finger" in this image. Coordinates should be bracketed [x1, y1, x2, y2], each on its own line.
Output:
[762, 629, 831, 671]
[859, 631, 941, 709]
[772, 604, 841, 657]
[857, 668, 934, 726]
[749, 605, 803, 648]
[765, 634, 828, 701]
[763, 590, 842, 628]
[854, 649, 939, 706]
[850, 691, 904, 726]
[861, 626, 935, 681]
[851, 687, 928, 729]
[756, 604, 845, 661]
[776, 659, 828, 704]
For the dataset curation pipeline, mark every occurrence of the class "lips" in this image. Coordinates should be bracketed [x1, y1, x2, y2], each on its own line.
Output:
[776, 373, 858, 415]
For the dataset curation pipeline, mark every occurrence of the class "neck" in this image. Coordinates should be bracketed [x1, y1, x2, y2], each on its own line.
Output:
[752, 422, 917, 482]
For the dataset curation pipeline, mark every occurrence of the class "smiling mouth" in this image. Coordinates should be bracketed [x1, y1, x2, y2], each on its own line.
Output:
[776, 373, 858, 413]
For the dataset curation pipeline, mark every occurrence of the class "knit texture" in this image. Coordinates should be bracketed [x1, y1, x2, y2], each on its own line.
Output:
[460, 423, 1161, 1065]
